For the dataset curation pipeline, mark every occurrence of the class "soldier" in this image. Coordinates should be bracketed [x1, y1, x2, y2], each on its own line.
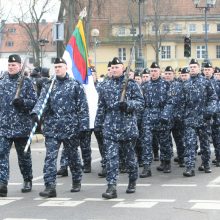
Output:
[141, 68, 151, 82]
[181, 59, 217, 177]
[95, 57, 144, 199]
[0, 54, 37, 197]
[31, 57, 89, 197]
[140, 62, 173, 178]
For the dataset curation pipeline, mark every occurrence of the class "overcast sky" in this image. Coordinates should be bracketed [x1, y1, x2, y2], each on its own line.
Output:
[0, 0, 60, 23]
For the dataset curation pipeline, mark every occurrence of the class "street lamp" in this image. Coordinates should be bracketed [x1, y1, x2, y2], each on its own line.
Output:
[193, 0, 216, 63]
[38, 39, 49, 67]
[91, 28, 100, 70]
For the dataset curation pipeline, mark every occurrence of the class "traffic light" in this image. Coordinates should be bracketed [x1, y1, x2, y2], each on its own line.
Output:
[184, 36, 191, 58]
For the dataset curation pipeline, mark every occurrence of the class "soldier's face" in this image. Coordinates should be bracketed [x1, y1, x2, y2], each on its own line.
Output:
[135, 76, 142, 85]
[54, 63, 67, 77]
[150, 68, 160, 80]
[189, 64, 200, 76]
[128, 71, 134, 79]
[203, 67, 213, 79]
[8, 62, 21, 75]
[180, 73, 190, 81]
[111, 64, 124, 78]
[164, 71, 174, 82]
[142, 74, 150, 82]
[214, 72, 220, 80]
[107, 67, 112, 78]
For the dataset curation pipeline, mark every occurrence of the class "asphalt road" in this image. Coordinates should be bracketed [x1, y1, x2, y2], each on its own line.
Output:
[1, 134, 220, 220]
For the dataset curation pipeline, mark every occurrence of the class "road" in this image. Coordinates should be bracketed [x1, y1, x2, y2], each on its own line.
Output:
[1, 134, 220, 220]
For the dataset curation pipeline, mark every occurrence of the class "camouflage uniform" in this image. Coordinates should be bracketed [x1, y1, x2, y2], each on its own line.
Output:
[0, 73, 37, 186]
[32, 73, 89, 188]
[95, 75, 144, 186]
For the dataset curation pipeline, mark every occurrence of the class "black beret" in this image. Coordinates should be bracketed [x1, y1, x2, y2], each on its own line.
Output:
[142, 68, 150, 74]
[214, 67, 220, 73]
[134, 70, 142, 77]
[41, 68, 50, 78]
[111, 57, 123, 65]
[181, 67, 190, 74]
[8, 54, 21, 63]
[107, 61, 112, 68]
[203, 62, 212, 68]
[90, 66, 96, 72]
[178, 68, 182, 72]
[150, 62, 160, 69]
[165, 66, 174, 72]
[54, 57, 67, 64]
[189, 58, 199, 65]
[30, 69, 41, 78]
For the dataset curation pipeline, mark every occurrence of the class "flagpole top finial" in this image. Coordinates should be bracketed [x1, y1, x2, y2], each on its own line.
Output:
[79, 7, 87, 19]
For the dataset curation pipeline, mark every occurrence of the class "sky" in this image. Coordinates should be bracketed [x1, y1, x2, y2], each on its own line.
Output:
[0, 0, 60, 23]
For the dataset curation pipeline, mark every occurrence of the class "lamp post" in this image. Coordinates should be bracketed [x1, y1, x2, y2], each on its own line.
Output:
[193, 0, 216, 63]
[38, 39, 49, 67]
[91, 29, 100, 70]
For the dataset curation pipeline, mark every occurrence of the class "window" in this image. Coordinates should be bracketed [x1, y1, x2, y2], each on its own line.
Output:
[6, 41, 14, 47]
[152, 25, 156, 32]
[118, 48, 126, 61]
[216, 45, 220, 58]
[118, 27, 125, 36]
[174, 24, 182, 32]
[217, 24, 220, 32]
[8, 28, 16, 33]
[163, 24, 170, 33]
[130, 28, 136, 35]
[29, 57, 34, 64]
[130, 47, 136, 61]
[196, 45, 206, 59]
[161, 46, 171, 60]
[202, 24, 210, 32]
[188, 24, 196, 32]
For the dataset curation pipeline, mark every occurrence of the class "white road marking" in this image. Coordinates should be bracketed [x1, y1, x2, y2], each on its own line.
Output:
[207, 176, 220, 187]
[113, 201, 158, 208]
[9, 183, 63, 186]
[189, 200, 220, 210]
[0, 197, 23, 206]
[81, 183, 151, 187]
[32, 176, 44, 181]
[136, 199, 175, 202]
[38, 200, 84, 207]
[162, 184, 197, 187]
[4, 219, 47, 220]
[34, 198, 71, 201]
[189, 200, 220, 203]
[84, 198, 125, 202]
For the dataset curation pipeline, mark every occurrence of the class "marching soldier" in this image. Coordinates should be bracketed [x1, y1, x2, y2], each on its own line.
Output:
[0, 54, 37, 197]
[95, 57, 144, 199]
[31, 58, 89, 197]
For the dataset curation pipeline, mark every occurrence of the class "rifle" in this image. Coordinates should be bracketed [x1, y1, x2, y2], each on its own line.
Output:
[14, 57, 28, 100]
[120, 44, 136, 102]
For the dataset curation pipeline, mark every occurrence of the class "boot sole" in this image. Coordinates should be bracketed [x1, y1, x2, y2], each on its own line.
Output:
[21, 189, 32, 193]
[102, 193, 117, 199]
[0, 192, 7, 197]
[39, 193, 57, 198]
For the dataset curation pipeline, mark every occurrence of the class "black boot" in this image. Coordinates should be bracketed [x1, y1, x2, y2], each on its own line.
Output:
[83, 163, 91, 173]
[57, 168, 68, 177]
[212, 158, 217, 164]
[98, 167, 107, 178]
[157, 160, 165, 171]
[153, 152, 159, 161]
[178, 158, 185, 168]
[183, 168, 195, 177]
[174, 156, 179, 163]
[126, 180, 136, 194]
[71, 181, 81, 192]
[198, 163, 204, 171]
[102, 184, 117, 199]
[163, 161, 171, 173]
[216, 160, 220, 167]
[39, 186, 56, 198]
[139, 165, 152, 178]
[21, 181, 32, 193]
[0, 183, 7, 197]
[204, 164, 212, 173]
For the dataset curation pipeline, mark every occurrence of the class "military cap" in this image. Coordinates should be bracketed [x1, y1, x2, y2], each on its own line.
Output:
[150, 62, 160, 69]
[203, 62, 212, 68]
[8, 54, 21, 63]
[111, 57, 123, 65]
[189, 58, 199, 65]
[107, 61, 112, 67]
[134, 70, 142, 77]
[30, 69, 41, 78]
[90, 66, 96, 72]
[214, 67, 220, 73]
[164, 66, 174, 72]
[54, 57, 67, 65]
[178, 67, 182, 72]
[41, 68, 50, 78]
[181, 67, 190, 74]
[142, 68, 150, 74]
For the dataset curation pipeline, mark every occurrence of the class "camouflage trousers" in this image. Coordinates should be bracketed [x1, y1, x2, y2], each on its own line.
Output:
[104, 138, 138, 185]
[0, 136, 32, 185]
[211, 125, 220, 161]
[184, 126, 211, 169]
[94, 129, 105, 168]
[44, 136, 82, 187]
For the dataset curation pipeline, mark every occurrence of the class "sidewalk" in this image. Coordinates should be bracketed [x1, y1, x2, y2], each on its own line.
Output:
[32, 134, 45, 143]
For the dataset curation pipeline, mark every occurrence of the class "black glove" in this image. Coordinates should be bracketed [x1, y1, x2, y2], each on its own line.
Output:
[204, 113, 212, 120]
[160, 118, 169, 125]
[12, 98, 24, 109]
[119, 101, 128, 112]
[30, 113, 39, 124]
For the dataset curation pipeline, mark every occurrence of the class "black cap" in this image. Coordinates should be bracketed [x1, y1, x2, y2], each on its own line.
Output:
[107, 61, 112, 68]
[8, 54, 21, 63]
[111, 57, 123, 65]
[41, 68, 50, 78]
[214, 67, 220, 73]
[90, 66, 96, 72]
[178, 68, 182, 72]
[54, 57, 67, 64]
[150, 62, 160, 69]
[203, 62, 212, 68]
[30, 69, 41, 78]
[189, 58, 199, 65]
[181, 67, 190, 74]
[134, 70, 142, 77]
[165, 66, 174, 72]
[142, 68, 150, 74]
